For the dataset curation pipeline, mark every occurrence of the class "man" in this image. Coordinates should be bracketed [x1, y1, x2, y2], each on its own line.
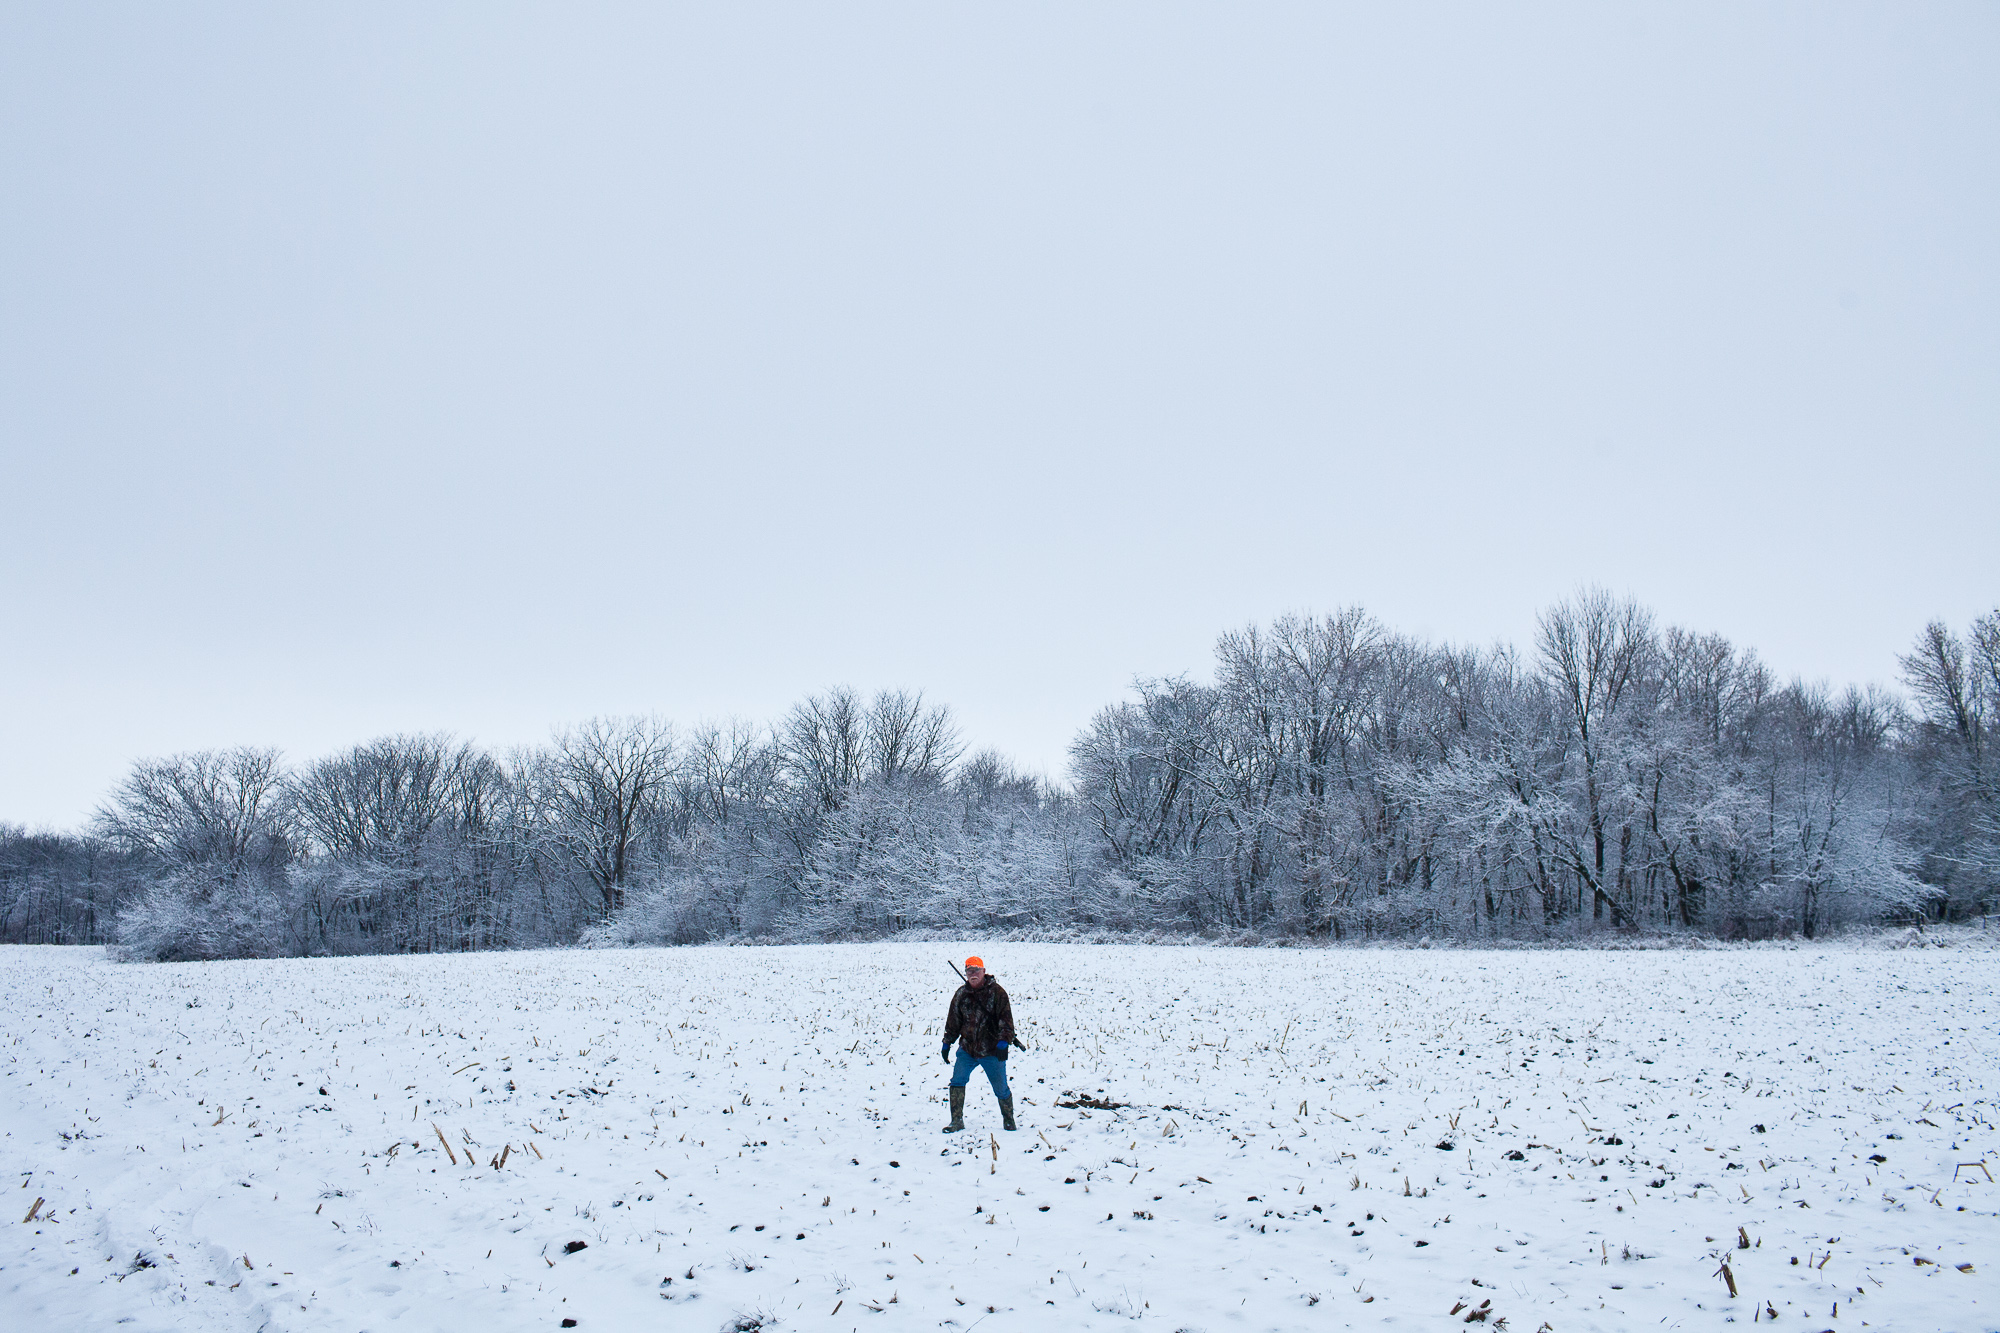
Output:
[940, 955, 1022, 1133]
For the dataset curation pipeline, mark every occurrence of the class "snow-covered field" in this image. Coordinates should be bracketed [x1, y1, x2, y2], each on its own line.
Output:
[3, 940, 1995, 1333]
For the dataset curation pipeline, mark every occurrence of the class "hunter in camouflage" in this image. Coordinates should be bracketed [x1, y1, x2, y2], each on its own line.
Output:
[940, 956, 1022, 1132]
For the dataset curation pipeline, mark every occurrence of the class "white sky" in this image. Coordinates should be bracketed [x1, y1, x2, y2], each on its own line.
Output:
[3, 4, 1996, 830]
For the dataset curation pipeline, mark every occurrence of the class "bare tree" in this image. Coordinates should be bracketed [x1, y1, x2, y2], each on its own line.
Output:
[96, 748, 289, 882]
[94, 748, 293, 959]
[543, 717, 678, 914]
[286, 735, 513, 952]
[1902, 619, 1988, 751]
[1898, 611, 1999, 914]
[1536, 589, 1655, 925]
[863, 689, 962, 787]
[780, 688, 868, 812]
[290, 735, 465, 857]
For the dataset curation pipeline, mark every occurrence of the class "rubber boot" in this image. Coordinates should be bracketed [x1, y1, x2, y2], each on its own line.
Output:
[943, 1085, 965, 1133]
[999, 1096, 1017, 1132]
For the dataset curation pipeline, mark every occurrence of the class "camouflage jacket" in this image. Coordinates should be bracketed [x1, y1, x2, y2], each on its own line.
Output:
[942, 979, 1017, 1059]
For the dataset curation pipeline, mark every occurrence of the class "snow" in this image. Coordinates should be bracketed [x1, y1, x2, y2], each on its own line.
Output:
[3, 940, 1995, 1332]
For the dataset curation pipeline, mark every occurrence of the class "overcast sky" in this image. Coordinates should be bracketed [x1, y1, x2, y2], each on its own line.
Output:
[2, 3, 1995, 830]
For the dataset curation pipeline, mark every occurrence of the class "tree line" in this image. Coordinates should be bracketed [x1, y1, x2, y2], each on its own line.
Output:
[4, 593, 1994, 958]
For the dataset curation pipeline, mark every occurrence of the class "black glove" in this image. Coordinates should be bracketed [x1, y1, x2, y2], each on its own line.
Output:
[941, 1042, 952, 1064]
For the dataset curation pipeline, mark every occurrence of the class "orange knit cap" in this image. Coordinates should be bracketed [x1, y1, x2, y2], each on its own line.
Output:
[964, 956, 985, 969]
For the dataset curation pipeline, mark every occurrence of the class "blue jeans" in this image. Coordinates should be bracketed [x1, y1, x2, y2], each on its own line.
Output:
[949, 1049, 1010, 1100]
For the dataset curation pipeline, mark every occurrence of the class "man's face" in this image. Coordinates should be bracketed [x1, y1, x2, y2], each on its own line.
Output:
[965, 966, 986, 987]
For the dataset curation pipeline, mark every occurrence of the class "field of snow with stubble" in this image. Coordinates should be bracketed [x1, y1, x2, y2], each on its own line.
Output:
[3, 940, 1996, 1333]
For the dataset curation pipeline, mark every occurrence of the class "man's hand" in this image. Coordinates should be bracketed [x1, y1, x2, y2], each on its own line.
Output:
[941, 1042, 952, 1064]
